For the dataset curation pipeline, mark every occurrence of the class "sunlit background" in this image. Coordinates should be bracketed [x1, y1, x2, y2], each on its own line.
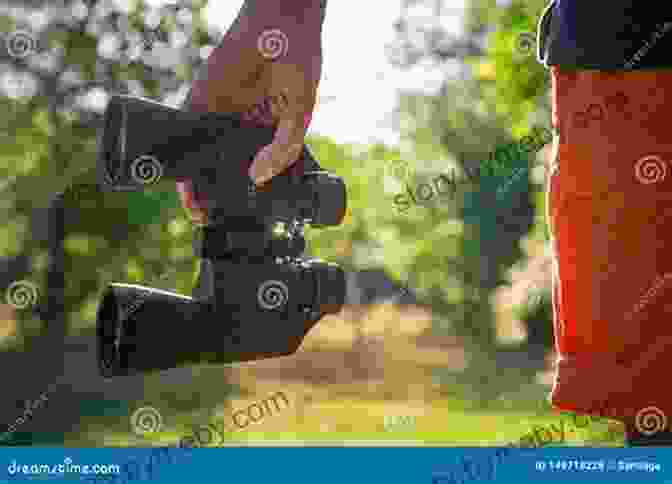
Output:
[0, 0, 624, 448]
[200, 0, 467, 147]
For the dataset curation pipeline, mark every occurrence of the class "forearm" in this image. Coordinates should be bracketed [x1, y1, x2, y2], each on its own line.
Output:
[241, 0, 328, 27]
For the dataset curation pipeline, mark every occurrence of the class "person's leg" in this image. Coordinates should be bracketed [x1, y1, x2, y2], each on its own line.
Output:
[547, 67, 672, 436]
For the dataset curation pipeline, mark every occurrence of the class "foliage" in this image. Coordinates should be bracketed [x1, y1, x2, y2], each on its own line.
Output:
[0, 0, 218, 344]
[0, 0, 559, 424]
[385, 0, 554, 391]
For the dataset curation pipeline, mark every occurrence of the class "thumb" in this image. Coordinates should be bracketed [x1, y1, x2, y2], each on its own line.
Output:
[249, 75, 316, 185]
[249, 117, 304, 185]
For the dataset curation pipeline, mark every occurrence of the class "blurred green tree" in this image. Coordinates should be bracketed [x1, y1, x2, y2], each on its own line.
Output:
[0, 0, 230, 441]
[383, 0, 553, 399]
[1, 0, 218, 344]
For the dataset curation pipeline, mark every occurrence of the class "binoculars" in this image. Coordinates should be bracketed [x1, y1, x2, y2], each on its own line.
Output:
[95, 95, 347, 377]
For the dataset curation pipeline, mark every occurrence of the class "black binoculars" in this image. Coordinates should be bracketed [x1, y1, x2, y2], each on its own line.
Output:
[96, 95, 347, 377]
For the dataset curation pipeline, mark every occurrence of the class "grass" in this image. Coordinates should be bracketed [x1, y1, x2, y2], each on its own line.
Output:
[62, 391, 625, 448]
[7, 303, 625, 449]
[57, 305, 626, 448]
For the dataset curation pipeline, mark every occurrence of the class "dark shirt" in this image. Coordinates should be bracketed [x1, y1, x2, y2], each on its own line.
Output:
[538, 0, 672, 70]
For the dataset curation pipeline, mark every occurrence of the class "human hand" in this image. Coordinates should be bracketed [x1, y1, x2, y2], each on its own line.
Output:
[177, 0, 325, 224]
[246, 61, 316, 185]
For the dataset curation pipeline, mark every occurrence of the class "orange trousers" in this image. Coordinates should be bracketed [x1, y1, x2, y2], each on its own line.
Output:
[549, 67, 672, 434]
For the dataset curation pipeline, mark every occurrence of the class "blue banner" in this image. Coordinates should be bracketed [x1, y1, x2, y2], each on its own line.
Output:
[0, 447, 670, 483]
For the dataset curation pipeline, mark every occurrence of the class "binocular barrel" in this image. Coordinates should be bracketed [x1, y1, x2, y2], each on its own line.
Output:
[95, 95, 348, 377]
[97, 260, 345, 377]
[99, 95, 347, 225]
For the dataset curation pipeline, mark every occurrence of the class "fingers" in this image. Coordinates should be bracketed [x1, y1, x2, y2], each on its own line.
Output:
[176, 181, 209, 225]
[248, 106, 304, 185]
[249, 65, 317, 185]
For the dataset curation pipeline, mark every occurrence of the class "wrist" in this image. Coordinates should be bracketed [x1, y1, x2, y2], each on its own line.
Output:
[182, 71, 209, 113]
[242, 0, 327, 28]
